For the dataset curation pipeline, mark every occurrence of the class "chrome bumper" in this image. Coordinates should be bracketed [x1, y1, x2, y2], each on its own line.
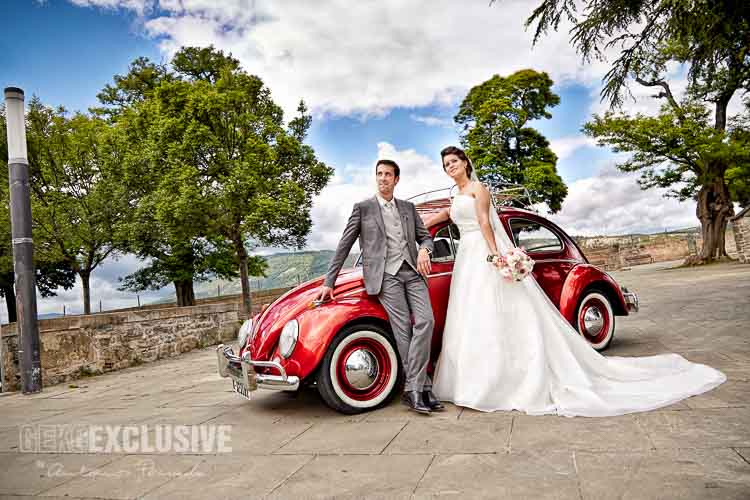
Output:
[216, 344, 300, 392]
[622, 290, 639, 313]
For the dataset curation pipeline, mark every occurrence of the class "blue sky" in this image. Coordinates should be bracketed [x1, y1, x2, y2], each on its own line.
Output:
[4, 0, 609, 183]
[1, 0, 708, 319]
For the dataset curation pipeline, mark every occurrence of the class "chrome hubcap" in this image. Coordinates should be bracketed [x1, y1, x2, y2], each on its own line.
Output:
[583, 306, 604, 335]
[344, 349, 379, 390]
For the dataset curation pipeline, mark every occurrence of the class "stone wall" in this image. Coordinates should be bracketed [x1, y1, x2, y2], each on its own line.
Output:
[576, 233, 702, 270]
[0, 286, 294, 392]
[575, 229, 740, 270]
[732, 208, 750, 263]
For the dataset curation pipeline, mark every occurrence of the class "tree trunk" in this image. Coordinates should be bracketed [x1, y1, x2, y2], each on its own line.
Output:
[174, 280, 195, 307]
[80, 271, 92, 315]
[2, 283, 17, 323]
[696, 175, 733, 262]
[235, 237, 252, 318]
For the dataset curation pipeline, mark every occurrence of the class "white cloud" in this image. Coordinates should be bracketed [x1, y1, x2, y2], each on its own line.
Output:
[549, 135, 596, 161]
[410, 114, 454, 128]
[69, 0, 612, 117]
[69, 0, 150, 15]
[547, 166, 697, 236]
[307, 142, 451, 250]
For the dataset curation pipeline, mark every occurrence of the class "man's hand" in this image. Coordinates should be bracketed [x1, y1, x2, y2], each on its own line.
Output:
[417, 248, 432, 277]
[315, 285, 335, 303]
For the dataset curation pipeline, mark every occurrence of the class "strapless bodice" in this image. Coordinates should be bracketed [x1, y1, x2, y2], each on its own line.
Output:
[450, 194, 481, 234]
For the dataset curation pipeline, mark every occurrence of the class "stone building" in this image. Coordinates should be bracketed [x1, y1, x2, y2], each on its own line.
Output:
[732, 207, 750, 263]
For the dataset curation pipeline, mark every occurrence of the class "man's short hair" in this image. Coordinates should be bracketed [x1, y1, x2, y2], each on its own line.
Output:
[375, 159, 400, 178]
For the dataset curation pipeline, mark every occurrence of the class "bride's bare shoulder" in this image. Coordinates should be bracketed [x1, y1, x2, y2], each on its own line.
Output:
[469, 181, 489, 198]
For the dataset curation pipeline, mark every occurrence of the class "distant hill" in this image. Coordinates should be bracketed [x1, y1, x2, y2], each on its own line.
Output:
[38, 312, 64, 320]
[193, 250, 358, 298]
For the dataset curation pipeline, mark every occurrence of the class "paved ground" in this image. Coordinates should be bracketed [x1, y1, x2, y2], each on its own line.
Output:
[1, 261, 749, 499]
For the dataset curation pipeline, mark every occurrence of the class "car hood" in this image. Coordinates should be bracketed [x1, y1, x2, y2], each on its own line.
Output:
[245, 267, 364, 359]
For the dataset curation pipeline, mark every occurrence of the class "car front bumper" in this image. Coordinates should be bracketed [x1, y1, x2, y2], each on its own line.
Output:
[622, 290, 639, 313]
[216, 344, 300, 392]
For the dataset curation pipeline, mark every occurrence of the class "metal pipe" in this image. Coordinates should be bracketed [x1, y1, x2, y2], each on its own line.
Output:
[4, 87, 42, 394]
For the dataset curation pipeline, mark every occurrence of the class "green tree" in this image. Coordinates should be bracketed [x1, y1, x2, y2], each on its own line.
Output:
[25, 99, 127, 314]
[521, 0, 750, 261]
[1, 107, 76, 322]
[99, 53, 243, 305]
[109, 46, 332, 313]
[93, 56, 172, 120]
[455, 69, 568, 212]
[140, 47, 332, 314]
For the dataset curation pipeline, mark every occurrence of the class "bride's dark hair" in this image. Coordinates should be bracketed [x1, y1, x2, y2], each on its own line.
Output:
[440, 145, 473, 178]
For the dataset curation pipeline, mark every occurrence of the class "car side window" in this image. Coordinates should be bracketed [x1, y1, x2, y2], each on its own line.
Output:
[509, 219, 563, 253]
[431, 225, 455, 262]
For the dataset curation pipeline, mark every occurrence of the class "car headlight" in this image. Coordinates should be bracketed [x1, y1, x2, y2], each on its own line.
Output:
[279, 319, 299, 359]
[237, 318, 253, 348]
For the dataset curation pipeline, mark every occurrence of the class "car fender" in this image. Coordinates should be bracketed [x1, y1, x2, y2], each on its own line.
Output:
[558, 264, 628, 324]
[285, 295, 391, 381]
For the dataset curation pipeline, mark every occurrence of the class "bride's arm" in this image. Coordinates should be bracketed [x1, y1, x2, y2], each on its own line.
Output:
[474, 185, 500, 257]
[422, 207, 450, 228]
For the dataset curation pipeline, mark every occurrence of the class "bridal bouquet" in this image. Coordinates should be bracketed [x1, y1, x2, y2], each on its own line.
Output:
[488, 248, 535, 282]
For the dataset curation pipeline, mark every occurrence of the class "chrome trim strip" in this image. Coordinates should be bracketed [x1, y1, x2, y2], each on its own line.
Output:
[533, 259, 579, 264]
[427, 271, 453, 278]
[337, 287, 366, 298]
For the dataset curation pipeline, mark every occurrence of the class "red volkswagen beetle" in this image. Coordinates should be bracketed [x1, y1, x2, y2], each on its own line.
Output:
[217, 192, 639, 414]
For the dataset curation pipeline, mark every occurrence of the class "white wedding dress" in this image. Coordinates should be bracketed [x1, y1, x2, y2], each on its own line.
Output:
[432, 193, 726, 417]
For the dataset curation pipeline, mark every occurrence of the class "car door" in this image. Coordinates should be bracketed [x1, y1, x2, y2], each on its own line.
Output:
[507, 218, 572, 307]
[426, 223, 458, 358]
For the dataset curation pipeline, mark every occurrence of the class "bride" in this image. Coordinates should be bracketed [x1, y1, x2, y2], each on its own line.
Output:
[427, 145, 726, 417]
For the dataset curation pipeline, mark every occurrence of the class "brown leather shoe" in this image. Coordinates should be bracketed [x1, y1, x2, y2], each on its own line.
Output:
[401, 390, 431, 414]
[422, 390, 445, 411]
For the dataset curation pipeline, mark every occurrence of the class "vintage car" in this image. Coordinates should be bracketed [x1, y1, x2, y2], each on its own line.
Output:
[217, 190, 639, 414]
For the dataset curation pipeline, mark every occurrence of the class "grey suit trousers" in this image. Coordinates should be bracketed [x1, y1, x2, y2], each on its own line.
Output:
[378, 262, 435, 392]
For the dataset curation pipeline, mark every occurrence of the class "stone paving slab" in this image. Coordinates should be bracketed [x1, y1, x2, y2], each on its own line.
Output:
[141, 455, 312, 499]
[383, 418, 512, 455]
[275, 421, 406, 455]
[413, 451, 580, 499]
[575, 448, 750, 500]
[268, 454, 434, 499]
[0, 261, 747, 498]
[510, 413, 653, 452]
[635, 407, 750, 449]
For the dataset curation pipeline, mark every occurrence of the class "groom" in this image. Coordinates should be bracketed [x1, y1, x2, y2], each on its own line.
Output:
[316, 159, 443, 414]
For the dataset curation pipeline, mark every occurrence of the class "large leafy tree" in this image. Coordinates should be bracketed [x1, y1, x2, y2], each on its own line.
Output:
[100, 52, 243, 306]
[455, 69, 568, 212]
[110, 77, 238, 306]
[143, 48, 332, 314]
[520, 0, 750, 261]
[0, 108, 77, 322]
[112, 46, 332, 314]
[24, 99, 126, 314]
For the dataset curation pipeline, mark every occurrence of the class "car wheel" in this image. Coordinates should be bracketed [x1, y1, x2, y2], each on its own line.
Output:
[317, 323, 401, 414]
[575, 290, 615, 351]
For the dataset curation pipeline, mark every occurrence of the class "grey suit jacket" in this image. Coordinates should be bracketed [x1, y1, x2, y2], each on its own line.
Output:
[324, 196, 434, 295]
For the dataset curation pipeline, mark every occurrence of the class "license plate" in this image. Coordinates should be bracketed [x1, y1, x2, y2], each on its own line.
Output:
[232, 379, 252, 400]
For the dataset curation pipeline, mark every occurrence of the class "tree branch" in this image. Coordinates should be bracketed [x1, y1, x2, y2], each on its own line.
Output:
[634, 77, 685, 121]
